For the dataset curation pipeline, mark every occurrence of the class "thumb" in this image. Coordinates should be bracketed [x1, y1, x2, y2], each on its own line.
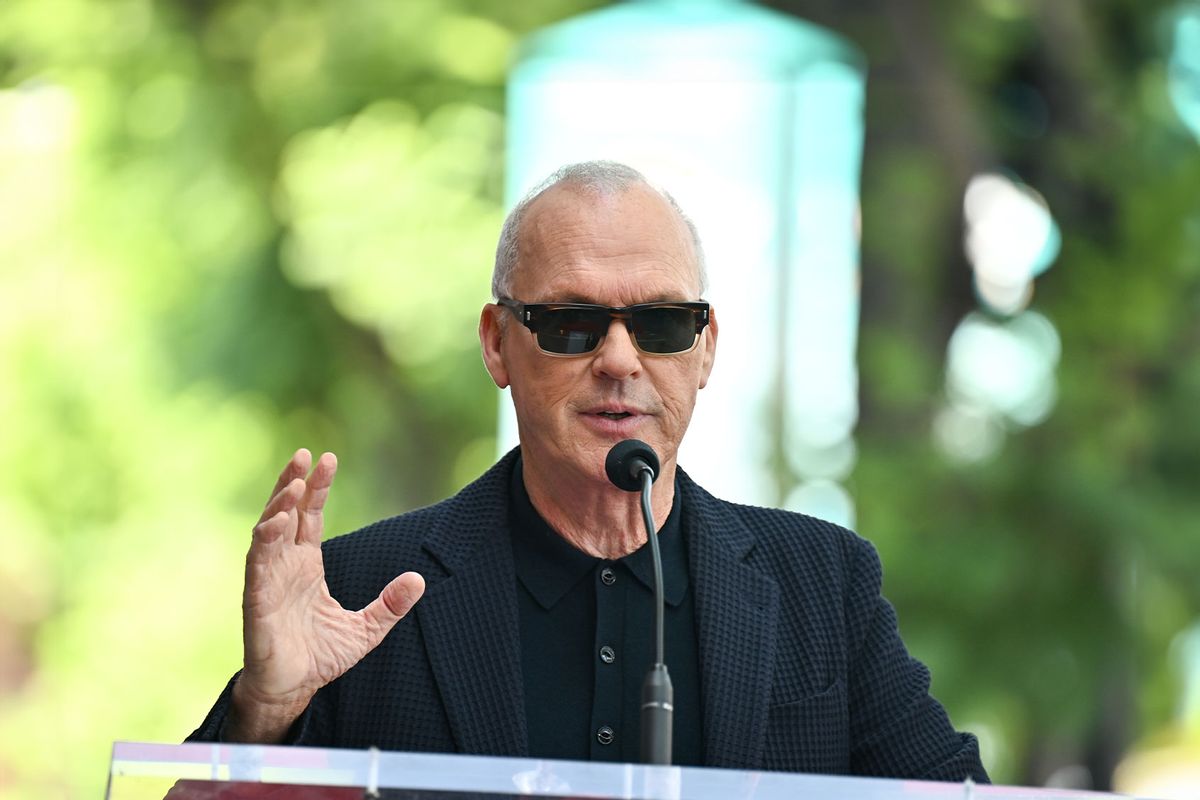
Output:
[360, 571, 425, 639]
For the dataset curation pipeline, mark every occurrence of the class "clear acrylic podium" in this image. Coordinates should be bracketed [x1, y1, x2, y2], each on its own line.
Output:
[107, 742, 1138, 800]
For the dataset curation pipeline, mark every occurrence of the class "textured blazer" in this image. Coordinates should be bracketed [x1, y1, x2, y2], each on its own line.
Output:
[191, 449, 988, 781]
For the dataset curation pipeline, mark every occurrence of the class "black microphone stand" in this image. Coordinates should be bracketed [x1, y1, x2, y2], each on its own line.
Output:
[636, 463, 674, 766]
[605, 439, 673, 766]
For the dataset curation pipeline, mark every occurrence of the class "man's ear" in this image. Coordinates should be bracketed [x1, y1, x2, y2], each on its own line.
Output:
[479, 304, 510, 389]
[698, 307, 718, 390]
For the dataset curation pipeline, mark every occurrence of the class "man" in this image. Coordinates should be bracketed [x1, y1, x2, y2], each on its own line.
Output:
[191, 161, 988, 781]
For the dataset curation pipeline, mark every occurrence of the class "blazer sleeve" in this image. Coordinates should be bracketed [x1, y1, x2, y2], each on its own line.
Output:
[185, 671, 335, 747]
[844, 535, 990, 782]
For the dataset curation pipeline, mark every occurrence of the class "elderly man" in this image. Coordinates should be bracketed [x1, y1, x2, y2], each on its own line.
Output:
[191, 162, 988, 781]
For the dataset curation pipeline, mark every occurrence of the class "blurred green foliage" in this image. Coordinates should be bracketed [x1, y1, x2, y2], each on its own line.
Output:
[783, 0, 1200, 789]
[0, 0, 600, 795]
[0, 0, 1197, 797]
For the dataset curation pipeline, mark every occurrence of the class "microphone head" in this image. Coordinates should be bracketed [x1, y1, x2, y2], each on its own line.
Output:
[605, 439, 661, 492]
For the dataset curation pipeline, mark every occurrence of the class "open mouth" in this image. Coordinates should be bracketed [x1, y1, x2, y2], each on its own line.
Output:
[596, 411, 632, 420]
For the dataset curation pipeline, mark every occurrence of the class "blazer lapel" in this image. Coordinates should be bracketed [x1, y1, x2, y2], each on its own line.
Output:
[416, 454, 529, 757]
[682, 477, 780, 769]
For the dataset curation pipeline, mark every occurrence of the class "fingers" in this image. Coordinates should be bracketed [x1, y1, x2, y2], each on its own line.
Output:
[296, 452, 337, 545]
[245, 505, 295, 584]
[360, 572, 425, 640]
[249, 449, 338, 559]
[249, 472, 303, 554]
[259, 449, 311, 525]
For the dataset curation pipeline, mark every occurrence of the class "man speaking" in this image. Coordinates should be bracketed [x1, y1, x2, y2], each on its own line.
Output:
[190, 161, 989, 781]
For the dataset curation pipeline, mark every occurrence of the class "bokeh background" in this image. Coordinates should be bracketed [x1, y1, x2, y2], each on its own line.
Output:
[2, 0, 1199, 797]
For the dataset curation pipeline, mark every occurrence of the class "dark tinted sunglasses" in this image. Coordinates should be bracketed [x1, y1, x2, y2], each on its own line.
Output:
[498, 298, 710, 356]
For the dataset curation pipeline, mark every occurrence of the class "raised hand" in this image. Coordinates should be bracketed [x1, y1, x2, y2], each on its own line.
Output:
[225, 449, 425, 743]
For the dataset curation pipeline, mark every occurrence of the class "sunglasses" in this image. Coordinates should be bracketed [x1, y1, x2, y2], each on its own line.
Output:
[498, 298, 710, 356]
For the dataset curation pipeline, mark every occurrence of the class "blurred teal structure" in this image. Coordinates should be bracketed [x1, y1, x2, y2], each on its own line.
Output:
[503, 0, 866, 524]
[1167, 2, 1200, 140]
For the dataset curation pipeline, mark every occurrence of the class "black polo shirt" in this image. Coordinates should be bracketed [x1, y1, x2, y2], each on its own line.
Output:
[509, 459, 703, 765]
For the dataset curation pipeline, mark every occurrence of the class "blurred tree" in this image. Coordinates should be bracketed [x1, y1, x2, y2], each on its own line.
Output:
[1, 0, 1197, 797]
[766, 0, 1200, 790]
[0, 0, 601, 796]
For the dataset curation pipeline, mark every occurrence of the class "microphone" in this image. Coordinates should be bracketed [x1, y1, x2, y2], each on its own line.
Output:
[604, 439, 660, 491]
[605, 439, 673, 766]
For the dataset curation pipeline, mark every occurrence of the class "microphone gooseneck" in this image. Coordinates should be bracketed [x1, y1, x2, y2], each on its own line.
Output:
[638, 467, 666, 671]
[604, 439, 673, 766]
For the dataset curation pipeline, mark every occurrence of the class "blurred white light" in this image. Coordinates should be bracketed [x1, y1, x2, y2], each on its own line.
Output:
[0, 84, 78, 255]
[0, 83, 78, 153]
[933, 403, 1005, 464]
[963, 172, 1060, 315]
[785, 436, 857, 482]
[973, 274, 1034, 318]
[784, 479, 856, 529]
[945, 310, 1060, 428]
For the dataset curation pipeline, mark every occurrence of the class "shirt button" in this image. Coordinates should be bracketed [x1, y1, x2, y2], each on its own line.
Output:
[596, 726, 615, 745]
[600, 567, 616, 586]
[599, 645, 616, 664]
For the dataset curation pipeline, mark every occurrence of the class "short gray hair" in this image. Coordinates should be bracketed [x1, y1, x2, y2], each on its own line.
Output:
[492, 161, 708, 300]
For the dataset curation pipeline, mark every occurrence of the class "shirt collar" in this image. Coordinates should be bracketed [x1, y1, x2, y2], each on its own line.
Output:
[619, 497, 688, 608]
[509, 455, 689, 610]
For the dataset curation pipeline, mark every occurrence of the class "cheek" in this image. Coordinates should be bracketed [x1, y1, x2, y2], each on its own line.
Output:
[655, 375, 700, 424]
[657, 360, 706, 403]
[510, 362, 580, 415]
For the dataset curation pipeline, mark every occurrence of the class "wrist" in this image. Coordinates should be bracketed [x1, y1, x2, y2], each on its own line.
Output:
[226, 676, 314, 744]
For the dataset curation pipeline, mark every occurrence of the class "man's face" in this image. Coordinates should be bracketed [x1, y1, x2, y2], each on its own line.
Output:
[480, 183, 718, 490]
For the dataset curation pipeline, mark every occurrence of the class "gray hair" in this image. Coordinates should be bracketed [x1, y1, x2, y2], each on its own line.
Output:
[491, 160, 708, 300]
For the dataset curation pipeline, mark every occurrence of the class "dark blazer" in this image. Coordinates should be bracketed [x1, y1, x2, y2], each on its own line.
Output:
[191, 449, 987, 781]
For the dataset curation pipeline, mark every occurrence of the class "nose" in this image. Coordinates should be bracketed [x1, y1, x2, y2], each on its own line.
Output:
[591, 318, 642, 380]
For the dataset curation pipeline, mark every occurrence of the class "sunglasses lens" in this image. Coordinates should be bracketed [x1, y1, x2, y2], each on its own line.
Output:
[632, 306, 699, 354]
[533, 308, 608, 354]
[522, 304, 703, 355]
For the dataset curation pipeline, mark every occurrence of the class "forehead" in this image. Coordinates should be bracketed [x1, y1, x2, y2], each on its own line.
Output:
[512, 183, 701, 304]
